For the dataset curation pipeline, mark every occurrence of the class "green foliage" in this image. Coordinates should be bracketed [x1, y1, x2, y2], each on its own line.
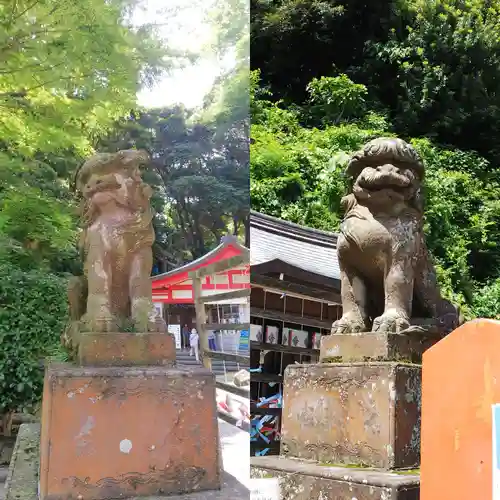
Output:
[250, 73, 388, 229]
[0, 0, 169, 156]
[0, 266, 68, 413]
[0, 185, 78, 271]
[250, 0, 398, 103]
[201, 0, 249, 127]
[251, 0, 500, 164]
[306, 75, 367, 125]
[0, 0, 172, 277]
[365, 0, 500, 162]
[412, 139, 500, 288]
[472, 280, 500, 320]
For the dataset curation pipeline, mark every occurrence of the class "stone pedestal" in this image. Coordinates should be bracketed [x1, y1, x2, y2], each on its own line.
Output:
[6, 424, 247, 500]
[251, 331, 426, 499]
[251, 456, 420, 500]
[320, 330, 440, 363]
[78, 332, 176, 366]
[39, 362, 221, 500]
[281, 362, 421, 469]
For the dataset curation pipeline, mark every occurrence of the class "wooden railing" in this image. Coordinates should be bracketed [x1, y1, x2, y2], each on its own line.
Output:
[189, 249, 250, 432]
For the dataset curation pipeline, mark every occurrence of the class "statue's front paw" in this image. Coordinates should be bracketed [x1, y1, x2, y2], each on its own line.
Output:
[332, 314, 367, 334]
[372, 309, 410, 333]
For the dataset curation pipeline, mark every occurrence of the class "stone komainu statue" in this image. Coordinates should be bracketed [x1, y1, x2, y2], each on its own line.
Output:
[63, 150, 165, 349]
[332, 137, 459, 336]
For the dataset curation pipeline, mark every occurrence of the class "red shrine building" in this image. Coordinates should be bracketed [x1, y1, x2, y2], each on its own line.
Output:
[151, 236, 250, 348]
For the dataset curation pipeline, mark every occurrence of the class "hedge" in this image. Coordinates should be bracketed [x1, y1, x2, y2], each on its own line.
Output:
[0, 265, 68, 413]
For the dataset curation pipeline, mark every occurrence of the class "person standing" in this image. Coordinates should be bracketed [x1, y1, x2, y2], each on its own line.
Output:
[208, 329, 216, 351]
[189, 328, 200, 362]
[182, 324, 190, 350]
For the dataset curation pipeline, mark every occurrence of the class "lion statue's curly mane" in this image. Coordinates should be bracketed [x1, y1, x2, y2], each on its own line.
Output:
[77, 150, 155, 254]
[331, 137, 458, 336]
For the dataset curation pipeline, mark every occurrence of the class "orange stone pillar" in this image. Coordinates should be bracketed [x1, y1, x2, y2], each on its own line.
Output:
[421, 319, 500, 500]
[39, 333, 222, 500]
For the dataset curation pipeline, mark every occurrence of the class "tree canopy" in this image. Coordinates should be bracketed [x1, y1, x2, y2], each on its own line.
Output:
[0, 0, 248, 275]
[0, 0, 169, 155]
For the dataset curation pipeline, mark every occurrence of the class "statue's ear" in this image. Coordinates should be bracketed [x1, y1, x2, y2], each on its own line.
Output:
[341, 194, 356, 215]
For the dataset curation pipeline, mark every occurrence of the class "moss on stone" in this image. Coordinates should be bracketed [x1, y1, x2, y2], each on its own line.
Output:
[317, 462, 371, 469]
[393, 468, 420, 475]
[398, 358, 414, 364]
[321, 356, 343, 363]
[316, 463, 420, 475]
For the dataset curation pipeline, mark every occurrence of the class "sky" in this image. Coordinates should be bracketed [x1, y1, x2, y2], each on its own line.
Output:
[133, 0, 220, 110]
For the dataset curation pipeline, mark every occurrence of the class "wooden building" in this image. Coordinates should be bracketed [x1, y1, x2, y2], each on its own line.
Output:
[250, 211, 342, 456]
[151, 236, 250, 349]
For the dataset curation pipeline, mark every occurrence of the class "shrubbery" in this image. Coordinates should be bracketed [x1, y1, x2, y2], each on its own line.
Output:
[0, 266, 68, 414]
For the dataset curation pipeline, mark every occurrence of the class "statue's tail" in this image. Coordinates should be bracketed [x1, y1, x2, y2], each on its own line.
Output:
[413, 251, 459, 336]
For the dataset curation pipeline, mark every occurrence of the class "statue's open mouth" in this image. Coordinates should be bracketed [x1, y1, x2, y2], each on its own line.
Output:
[357, 171, 411, 192]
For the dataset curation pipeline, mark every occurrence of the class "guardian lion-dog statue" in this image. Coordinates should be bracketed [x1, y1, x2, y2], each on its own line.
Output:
[63, 150, 165, 349]
[332, 138, 458, 336]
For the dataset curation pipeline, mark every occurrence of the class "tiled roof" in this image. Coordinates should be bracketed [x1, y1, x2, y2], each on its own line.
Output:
[250, 211, 341, 281]
[151, 235, 247, 287]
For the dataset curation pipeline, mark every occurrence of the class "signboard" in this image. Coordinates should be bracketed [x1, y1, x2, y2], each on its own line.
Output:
[493, 403, 500, 499]
[239, 329, 249, 351]
[167, 324, 181, 349]
[250, 478, 280, 500]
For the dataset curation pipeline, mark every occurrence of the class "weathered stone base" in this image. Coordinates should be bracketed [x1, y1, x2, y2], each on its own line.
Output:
[5, 423, 39, 500]
[6, 424, 248, 500]
[320, 330, 440, 364]
[0, 436, 15, 466]
[282, 362, 421, 469]
[39, 363, 221, 499]
[78, 331, 176, 366]
[251, 456, 419, 500]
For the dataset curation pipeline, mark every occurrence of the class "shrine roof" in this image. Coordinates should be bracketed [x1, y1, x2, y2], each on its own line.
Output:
[250, 211, 341, 282]
[151, 235, 247, 289]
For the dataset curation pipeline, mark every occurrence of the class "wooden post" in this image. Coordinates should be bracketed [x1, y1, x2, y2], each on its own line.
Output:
[192, 273, 211, 371]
